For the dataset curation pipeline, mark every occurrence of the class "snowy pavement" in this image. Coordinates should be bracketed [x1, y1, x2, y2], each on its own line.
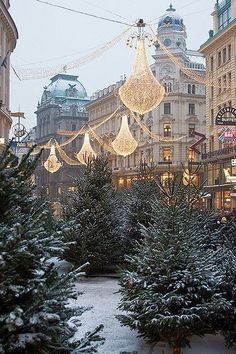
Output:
[73, 277, 235, 354]
[74, 277, 154, 354]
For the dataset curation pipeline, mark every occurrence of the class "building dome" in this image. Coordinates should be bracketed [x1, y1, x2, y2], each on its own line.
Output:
[158, 4, 184, 31]
[41, 73, 89, 104]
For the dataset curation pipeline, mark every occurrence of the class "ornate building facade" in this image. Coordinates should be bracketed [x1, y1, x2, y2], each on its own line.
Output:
[35, 73, 89, 199]
[0, 0, 18, 147]
[86, 5, 206, 188]
[200, 0, 236, 210]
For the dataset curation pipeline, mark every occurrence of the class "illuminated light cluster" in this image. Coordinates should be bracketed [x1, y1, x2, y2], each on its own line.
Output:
[56, 142, 80, 165]
[76, 132, 97, 165]
[182, 169, 197, 186]
[119, 38, 165, 115]
[44, 144, 62, 173]
[112, 115, 138, 157]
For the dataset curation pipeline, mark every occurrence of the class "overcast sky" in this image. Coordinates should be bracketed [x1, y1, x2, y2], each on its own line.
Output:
[9, 0, 216, 131]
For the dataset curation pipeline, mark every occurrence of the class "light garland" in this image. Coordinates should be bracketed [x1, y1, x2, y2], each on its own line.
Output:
[55, 142, 81, 166]
[43, 144, 62, 173]
[112, 115, 138, 156]
[131, 112, 188, 142]
[149, 25, 231, 90]
[88, 125, 116, 154]
[14, 27, 132, 80]
[76, 132, 97, 164]
[119, 38, 165, 114]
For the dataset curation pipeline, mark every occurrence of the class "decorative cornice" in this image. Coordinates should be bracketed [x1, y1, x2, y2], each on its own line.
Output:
[0, 0, 18, 51]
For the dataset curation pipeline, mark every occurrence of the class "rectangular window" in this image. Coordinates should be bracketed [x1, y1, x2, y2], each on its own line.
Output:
[164, 102, 171, 115]
[228, 44, 231, 60]
[189, 103, 195, 115]
[223, 75, 227, 90]
[228, 72, 231, 87]
[163, 147, 172, 162]
[210, 135, 214, 152]
[164, 123, 171, 137]
[223, 47, 227, 63]
[211, 86, 214, 99]
[218, 78, 221, 94]
[210, 56, 214, 71]
[218, 51, 222, 66]
[189, 124, 195, 137]
[211, 109, 214, 126]
[72, 124, 76, 131]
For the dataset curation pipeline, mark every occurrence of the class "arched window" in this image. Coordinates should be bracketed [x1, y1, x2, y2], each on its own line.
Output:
[192, 84, 196, 94]
[167, 83, 172, 93]
[163, 83, 167, 92]
[188, 84, 191, 94]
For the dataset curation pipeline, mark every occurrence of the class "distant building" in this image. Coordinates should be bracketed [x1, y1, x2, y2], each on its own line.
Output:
[0, 0, 18, 149]
[86, 5, 206, 188]
[35, 73, 89, 199]
[200, 0, 236, 209]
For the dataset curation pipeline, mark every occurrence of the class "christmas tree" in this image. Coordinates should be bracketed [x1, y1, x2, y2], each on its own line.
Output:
[118, 177, 232, 353]
[63, 156, 123, 273]
[0, 147, 103, 354]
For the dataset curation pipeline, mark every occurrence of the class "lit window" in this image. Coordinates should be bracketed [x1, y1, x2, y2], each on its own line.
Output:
[164, 123, 171, 137]
[68, 186, 78, 192]
[162, 147, 172, 161]
[160, 172, 173, 185]
[118, 178, 125, 188]
[188, 149, 196, 161]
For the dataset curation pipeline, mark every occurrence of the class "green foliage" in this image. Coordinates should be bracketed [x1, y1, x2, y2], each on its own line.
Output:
[63, 156, 123, 272]
[0, 146, 103, 353]
[118, 177, 232, 350]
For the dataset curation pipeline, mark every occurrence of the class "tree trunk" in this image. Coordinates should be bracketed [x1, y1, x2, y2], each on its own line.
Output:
[173, 347, 181, 354]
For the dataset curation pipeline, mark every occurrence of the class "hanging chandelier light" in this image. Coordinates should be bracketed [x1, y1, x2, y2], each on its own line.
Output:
[119, 27, 165, 115]
[44, 144, 62, 173]
[76, 132, 97, 165]
[112, 115, 138, 157]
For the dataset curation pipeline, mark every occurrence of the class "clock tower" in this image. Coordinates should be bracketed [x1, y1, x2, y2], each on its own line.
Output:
[156, 4, 187, 53]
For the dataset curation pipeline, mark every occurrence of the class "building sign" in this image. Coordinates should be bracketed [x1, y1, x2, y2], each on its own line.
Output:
[215, 107, 236, 125]
[219, 127, 236, 142]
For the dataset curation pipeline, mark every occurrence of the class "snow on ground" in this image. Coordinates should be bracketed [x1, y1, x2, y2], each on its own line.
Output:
[72, 277, 236, 354]
[73, 277, 154, 354]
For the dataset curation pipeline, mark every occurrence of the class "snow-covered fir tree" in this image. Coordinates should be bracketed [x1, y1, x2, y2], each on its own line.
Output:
[63, 156, 123, 273]
[118, 177, 232, 354]
[0, 147, 103, 354]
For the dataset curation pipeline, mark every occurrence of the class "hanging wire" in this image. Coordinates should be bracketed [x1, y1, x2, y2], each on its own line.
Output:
[35, 0, 132, 26]
[76, 0, 130, 21]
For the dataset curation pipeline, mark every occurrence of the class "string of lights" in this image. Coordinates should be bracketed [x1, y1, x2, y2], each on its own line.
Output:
[55, 141, 81, 166]
[131, 112, 188, 142]
[14, 27, 132, 80]
[88, 125, 116, 154]
[149, 25, 231, 89]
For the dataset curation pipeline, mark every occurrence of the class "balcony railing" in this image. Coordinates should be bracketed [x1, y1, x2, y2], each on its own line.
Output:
[202, 145, 236, 160]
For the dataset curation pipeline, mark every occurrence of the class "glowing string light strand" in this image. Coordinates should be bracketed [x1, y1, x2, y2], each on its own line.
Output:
[14, 27, 133, 80]
[88, 125, 116, 154]
[55, 141, 81, 166]
[131, 112, 188, 142]
[149, 25, 230, 89]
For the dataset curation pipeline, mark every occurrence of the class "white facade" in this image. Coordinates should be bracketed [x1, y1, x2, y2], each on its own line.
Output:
[0, 0, 18, 145]
[87, 5, 206, 187]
